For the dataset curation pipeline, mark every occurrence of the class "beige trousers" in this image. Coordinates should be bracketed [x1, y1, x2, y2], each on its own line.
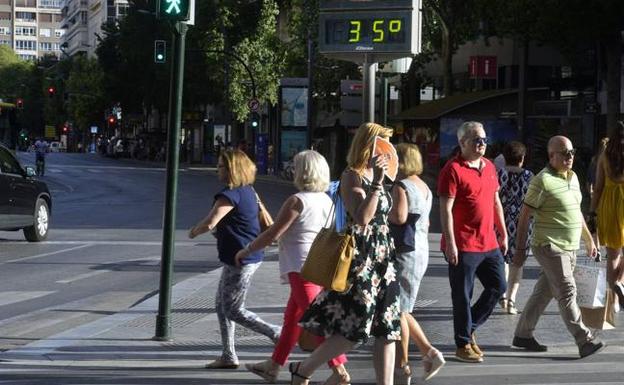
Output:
[514, 244, 592, 347]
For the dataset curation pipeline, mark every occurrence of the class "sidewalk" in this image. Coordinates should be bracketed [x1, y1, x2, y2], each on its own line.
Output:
[0, 234, 623, 384]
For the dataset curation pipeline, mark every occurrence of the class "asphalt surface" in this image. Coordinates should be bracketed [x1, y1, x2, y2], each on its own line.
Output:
[0, 233, 623, 384]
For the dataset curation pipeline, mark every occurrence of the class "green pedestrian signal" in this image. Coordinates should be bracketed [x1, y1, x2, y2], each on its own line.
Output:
[157, 0, 191, 21]
[154, 40, 166, 64]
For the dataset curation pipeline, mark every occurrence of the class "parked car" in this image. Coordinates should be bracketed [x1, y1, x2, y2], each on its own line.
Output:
[0, 143, 52, 241]
[49, 141, 66, 152]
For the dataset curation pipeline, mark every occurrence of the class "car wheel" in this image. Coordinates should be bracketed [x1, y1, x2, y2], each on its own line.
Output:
[23, 198, 49, 242]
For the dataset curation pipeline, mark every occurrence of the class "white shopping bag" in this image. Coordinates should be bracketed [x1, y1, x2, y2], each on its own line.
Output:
[574, 258, 607, 309]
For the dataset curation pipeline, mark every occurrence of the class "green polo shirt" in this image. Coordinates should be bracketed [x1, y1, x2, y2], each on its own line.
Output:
[524, 167, 583, 251]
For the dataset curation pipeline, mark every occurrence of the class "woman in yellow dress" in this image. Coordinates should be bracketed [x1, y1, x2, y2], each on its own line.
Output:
[590, 121, 624, 307]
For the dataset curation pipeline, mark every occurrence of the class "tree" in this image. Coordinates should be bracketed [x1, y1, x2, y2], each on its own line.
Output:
[65, 56, 106, 134]
[422, 0, 482, 97]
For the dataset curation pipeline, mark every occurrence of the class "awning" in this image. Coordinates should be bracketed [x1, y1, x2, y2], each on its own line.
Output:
[394, 88, 547, 120]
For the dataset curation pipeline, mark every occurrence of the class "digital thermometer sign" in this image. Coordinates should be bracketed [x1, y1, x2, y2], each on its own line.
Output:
[319, 0, 421, 62]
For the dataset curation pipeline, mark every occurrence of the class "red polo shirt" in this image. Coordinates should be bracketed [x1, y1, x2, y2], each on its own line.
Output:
[437, 155, 500, 252]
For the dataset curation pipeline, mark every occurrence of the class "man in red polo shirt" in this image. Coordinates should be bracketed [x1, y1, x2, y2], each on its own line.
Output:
[438, 121, 508, 363]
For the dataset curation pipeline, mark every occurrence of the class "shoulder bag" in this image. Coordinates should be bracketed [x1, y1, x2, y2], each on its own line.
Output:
[300, 184, 355, 293]
[389, 181, 420, 253]
[253, 188, 274, 232]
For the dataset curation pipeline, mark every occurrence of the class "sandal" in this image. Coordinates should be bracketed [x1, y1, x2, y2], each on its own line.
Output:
[393, 363, 411, 385]
[507, 300, 519, 315]
[245, 360, 279, 383]
[422, 348, 445, 381]
[204, 358, 239, 369]
[289, 361, 310, 385]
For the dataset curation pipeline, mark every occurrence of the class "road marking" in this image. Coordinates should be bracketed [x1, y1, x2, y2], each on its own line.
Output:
[86, 168, 102, 173]
[0, 291, 54, 306]
[47, 165, 166, 171]
[55, 270, 108, 284]
[0, 241, 204, 246]
[55, 256, 162, 284]
[3, 244, 93, 264]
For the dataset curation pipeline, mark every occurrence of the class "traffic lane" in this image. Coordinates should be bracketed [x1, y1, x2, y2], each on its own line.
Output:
[0, 241, 222, 321]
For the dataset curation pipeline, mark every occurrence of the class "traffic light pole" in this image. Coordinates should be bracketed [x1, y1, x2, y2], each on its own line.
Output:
[154, 20, 188, 341]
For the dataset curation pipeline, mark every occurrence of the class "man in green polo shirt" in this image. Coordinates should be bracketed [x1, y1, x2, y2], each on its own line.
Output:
[511, 135, 605, 358]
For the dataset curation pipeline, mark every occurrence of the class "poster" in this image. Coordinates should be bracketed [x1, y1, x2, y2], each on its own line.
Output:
[281, 130, 307, 161]
[281, 87, 308, 127]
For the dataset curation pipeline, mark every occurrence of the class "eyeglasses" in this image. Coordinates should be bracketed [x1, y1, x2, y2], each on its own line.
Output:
[557, 149, 576, 158]
[471, 137, 489, 146]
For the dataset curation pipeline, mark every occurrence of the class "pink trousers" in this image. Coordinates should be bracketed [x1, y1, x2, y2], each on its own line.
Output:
[271, 272, 348, 367]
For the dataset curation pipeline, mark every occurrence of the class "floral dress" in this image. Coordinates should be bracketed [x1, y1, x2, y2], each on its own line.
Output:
[299, 178, 402, 343]
[498, 167, 534, 262]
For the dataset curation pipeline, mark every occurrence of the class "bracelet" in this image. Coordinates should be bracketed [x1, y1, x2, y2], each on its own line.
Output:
[371, 181, 382, 187]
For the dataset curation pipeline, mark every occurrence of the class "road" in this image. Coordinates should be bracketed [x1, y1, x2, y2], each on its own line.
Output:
[0, 152, 295, 351]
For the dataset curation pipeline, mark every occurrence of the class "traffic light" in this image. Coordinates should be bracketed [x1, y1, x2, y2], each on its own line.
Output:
[157, 0, 191, 21]
[47, 87, 55, 98]
[154, 40, 166, 64]
[62, 125, 68, 133]
[250, 112, 260, 129]
[108, 115, 116, 127]
[16, 98, 23, 109]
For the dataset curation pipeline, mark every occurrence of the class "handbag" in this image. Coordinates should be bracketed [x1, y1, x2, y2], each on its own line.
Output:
[300, 186, 355, 293]
[574, 258, 607, 308]
[389, 213, 420, 253]
[388, 181, 421, 253]
[254, 189, 274, 232]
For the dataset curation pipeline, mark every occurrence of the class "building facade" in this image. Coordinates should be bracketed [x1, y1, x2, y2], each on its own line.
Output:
[0, 0, 64, 60]
[60, 0, 127, 57]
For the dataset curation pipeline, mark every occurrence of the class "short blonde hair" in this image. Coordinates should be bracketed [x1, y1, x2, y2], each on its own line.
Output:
[396, 143, 423, 176]
[220, 149, 256, 188]
[346, 122, 394, 173]
[293, 150, 330, 192]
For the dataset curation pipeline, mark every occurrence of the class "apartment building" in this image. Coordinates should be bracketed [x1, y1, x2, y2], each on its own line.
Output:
[0, 0, 64, 60]
[60, 0, 127, 57]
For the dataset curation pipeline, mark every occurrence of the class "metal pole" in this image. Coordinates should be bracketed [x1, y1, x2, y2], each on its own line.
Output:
[306, 23, 314, 149]
[381, 75, 388, 127]
[154, 21, 188, 341]
[363, 56, 376, 123]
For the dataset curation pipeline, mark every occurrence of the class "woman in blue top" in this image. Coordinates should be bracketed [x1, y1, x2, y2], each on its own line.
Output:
[189, 149, 281, 369]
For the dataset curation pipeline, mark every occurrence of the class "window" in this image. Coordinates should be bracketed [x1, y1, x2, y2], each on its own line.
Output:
[39, 28, 50, 37]
[0, 0, 11, 5]
[0, 12, 11, 20]
[18, 54, 37, 60]
[0, 148, 24, 175]
[38, 0, 62, 8]
[15, 0, 37, 6]
[0, 27, 10, 35]
[15, 26, 36, 36]
[39, 42, 52, 50]
[0, 40, 10, 46]
[15, 12, 36, 21]
[54, 29, 64, 37]
[15, 40, 36, 50]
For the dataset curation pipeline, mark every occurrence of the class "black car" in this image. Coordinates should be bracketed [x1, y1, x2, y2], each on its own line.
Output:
[0, 143, 51, 241]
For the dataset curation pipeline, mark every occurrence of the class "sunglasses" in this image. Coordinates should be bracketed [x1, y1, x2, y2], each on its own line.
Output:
[471, 137, 489, 146]
[557, 149, 576, 158]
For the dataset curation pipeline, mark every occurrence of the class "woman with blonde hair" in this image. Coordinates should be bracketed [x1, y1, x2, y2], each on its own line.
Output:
[189, 149, 281, 369]
[235, 150, 349, 384]
[389, 143, 445, 384]
[289, 122, 402, 385]
[589, 122, 624, 307]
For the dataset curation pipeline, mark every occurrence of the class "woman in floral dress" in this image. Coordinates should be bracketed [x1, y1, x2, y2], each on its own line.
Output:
[291, 122, 402, 385]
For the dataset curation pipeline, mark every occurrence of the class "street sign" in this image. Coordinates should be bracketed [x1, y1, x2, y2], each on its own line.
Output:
[319, 0, 421, 63]
[90, 126, 98, 134]
[248, 98, 260, 112]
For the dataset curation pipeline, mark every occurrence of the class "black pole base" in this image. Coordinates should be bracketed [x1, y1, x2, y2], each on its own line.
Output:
[154, 315, 172, 341]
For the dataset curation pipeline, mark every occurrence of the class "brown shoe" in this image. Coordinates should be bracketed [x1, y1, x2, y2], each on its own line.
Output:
[470, 333, 484, 357]
[455, 344, 483, 363]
